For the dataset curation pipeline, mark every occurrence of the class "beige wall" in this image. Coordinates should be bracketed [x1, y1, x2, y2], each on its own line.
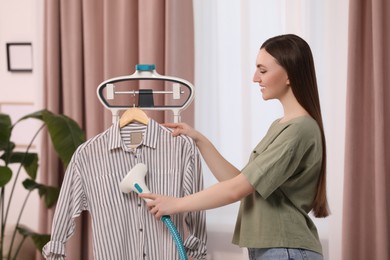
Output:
[0, 0, 44, 231]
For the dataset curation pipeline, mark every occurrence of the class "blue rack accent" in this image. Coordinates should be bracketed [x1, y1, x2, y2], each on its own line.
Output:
[136, 64, 156, 71]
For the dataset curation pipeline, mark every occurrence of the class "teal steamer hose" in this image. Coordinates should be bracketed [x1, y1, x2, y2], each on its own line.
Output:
[119, 164, 188, 259]
[161, 215, 188, 260]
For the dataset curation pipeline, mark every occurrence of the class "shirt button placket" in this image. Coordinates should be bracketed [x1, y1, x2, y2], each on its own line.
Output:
[133, 148, 138, 160]
[136, 146, 146, 260]
[138, 198, 146, 260]
[135, 147, 143, 163]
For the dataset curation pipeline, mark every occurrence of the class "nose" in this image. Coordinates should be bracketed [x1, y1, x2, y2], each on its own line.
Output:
[253, 70, 261, 83]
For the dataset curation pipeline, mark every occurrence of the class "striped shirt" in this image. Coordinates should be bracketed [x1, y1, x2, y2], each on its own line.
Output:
[43, 119, 207, 260]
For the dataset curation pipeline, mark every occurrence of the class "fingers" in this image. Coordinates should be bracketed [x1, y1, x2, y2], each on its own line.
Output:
[162, 122, 182, 128]
[139, 193, 156, 200]
[172, 128, 184, 137]
[162, 123, 184, 137]
[149, 204, 159, 215]
[162, 122, 187, 130]
[150, 205, 165, 219]
[138, 193, 164, 219]
[162, 122, 197, 140]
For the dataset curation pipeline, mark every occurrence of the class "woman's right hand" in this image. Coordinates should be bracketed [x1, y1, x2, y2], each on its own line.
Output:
[162, 122, 200, 141]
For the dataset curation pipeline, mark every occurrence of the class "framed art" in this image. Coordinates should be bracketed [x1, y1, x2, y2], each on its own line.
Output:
[6, 42, 33, 72]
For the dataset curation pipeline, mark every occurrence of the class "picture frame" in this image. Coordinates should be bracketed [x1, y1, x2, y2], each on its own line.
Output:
[6, 42, 33, 72]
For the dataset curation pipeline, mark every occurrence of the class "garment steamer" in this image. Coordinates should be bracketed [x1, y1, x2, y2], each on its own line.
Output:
[97, 64, 194, 260]
[119, 163, 188, 260]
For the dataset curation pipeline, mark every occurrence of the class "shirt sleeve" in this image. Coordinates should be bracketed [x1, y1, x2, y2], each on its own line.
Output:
[182, 143, 207, 260]
[42, 151, 87, 259]
[242, 126, 306, 199]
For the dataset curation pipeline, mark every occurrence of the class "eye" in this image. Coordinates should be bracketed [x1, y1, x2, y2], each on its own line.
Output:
[260, 70, 267, 74]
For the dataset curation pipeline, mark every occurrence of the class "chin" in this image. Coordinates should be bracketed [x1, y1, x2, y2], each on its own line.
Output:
[262, 95, 270, 100]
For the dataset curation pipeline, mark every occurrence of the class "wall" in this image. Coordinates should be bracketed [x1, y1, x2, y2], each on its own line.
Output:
[0, 0, 44, 233]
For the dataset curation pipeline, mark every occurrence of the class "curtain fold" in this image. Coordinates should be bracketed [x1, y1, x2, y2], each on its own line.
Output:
[343, 0, 390, 259]
[39, 0, 194, 259]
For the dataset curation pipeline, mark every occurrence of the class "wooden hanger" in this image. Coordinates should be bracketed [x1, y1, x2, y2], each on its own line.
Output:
[119, 107, 149, 128]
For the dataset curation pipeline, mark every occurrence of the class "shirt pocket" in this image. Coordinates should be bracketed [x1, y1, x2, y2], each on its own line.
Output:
[147, 168, 183, 197]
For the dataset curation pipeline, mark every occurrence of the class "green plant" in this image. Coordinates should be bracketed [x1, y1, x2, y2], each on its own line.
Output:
[0, 109, 85, 259]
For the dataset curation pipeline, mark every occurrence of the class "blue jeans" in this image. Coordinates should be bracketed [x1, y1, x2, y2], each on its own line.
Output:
[247, 248, 323, 260]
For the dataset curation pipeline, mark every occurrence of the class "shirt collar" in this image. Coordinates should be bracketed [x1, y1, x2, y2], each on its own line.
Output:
[108, 119, 160, 150]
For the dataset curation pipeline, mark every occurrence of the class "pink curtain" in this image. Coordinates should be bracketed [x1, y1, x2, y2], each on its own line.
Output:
[39, 0, 194, 259]
[343, 0, 390, 259]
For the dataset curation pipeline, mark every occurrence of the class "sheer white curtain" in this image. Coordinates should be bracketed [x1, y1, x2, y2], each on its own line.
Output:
[193, 1, 348, 260]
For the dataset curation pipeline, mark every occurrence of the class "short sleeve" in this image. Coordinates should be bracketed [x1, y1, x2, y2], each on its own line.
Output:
[242, 128, 305, 199]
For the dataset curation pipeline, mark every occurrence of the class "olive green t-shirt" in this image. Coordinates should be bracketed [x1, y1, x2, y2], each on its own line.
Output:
[232, 116, 323, 254]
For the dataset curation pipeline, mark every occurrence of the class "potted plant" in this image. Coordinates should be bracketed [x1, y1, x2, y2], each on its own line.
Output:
[0, 109, 85, 259]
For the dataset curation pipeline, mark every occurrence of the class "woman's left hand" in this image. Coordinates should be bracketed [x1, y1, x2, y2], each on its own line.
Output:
[139, 193, 181, 219]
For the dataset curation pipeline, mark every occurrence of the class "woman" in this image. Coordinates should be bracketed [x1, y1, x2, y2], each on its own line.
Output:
[140, 34, 329, 260]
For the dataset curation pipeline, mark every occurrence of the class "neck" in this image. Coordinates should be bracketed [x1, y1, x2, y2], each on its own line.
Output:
[279, 90, 309, 123]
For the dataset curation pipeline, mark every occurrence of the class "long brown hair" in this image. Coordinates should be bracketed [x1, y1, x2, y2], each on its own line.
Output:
[261, 34, 329, 217]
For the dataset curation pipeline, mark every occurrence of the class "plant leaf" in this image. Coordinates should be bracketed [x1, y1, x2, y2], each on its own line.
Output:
[16, 110, 45, 122]
[3, 152, 38, 180]
[17, 225, 51, 253]
[23, 179, 60, 208]
[31, 233, 51, 253]
[42, 186, 60, 208]
[22, 178, 40, 190]
[41, 110, 85, 167]
[0, 141, 15, 163]
[0, 113, 12, 150]
[0, 166, 12, 187]
[15, 109, 85, 167]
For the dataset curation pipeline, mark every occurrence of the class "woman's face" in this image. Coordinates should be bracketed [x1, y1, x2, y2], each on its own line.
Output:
[253, 48, 290, 100]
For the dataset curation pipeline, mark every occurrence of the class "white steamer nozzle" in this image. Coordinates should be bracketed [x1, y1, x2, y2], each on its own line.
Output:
[119, 163, 151, 201]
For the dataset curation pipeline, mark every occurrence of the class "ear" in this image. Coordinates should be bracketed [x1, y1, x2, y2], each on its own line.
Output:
[286, 78, 290, 86]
